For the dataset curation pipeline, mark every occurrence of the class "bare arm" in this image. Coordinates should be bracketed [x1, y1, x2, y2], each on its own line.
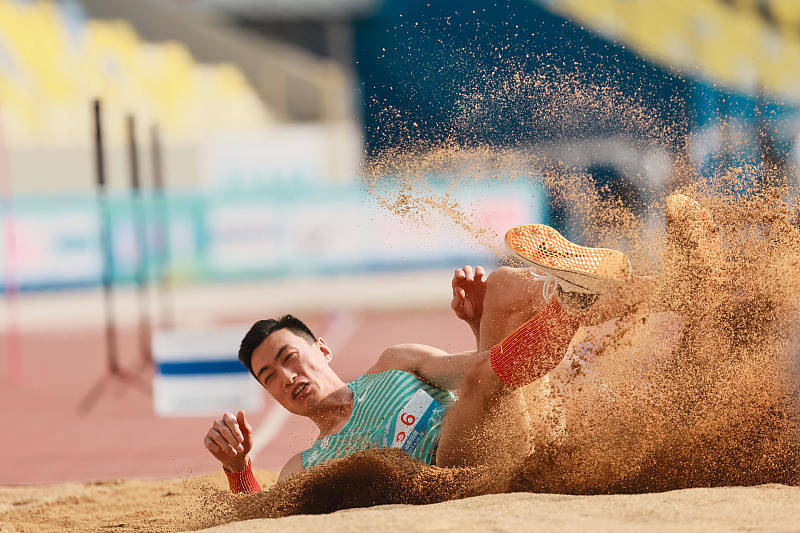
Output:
[363, 265, 486, 390]
[368, 343, 480, 390]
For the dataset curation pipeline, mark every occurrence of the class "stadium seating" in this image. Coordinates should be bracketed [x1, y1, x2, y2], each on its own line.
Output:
[547, 0, 800, 101]
[0, 0, 269, 146]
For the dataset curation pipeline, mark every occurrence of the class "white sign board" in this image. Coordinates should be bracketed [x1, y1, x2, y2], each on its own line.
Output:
[152, 325, 263, 417]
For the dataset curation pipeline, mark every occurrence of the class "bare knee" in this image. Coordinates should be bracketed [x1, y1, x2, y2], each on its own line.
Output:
[484, 267, 527, 314]
[485, 266, 517, 293]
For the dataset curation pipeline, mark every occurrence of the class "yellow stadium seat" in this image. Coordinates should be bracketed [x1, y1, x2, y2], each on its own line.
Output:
[729, 0, 759, 10]
[768, 0, 800, 25]
[552, 0, 800, 101]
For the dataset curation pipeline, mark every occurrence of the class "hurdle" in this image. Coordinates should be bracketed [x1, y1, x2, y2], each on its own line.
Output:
[152, 325, 263, 417]
[78, 100, 150, 414]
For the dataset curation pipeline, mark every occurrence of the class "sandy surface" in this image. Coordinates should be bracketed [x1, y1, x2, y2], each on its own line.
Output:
[0, 470, 274, 533]
[1, 472, 799, 533]
[204, 485, 800, 533]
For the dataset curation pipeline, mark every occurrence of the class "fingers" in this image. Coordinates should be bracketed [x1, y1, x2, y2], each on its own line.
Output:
[453, 265, 480, 286]
[464, 264, 476, 281]
[208, 429, 238, 455]
[224, 412, 244, 443]
[237, 410, 254, 451]
[452, 267, 466, 289]
[451, 287, 466, 310]
[212, 415, 244, 453]
[204, 434, 221, 454]
[455, 265, 486, 283]
[452, 265, 486, 315]
[452, 268, 466, 308]
[204, 433, 233, 456]
[204, 429, 228, 455]
[204, 411, 257, 468]
[237, 410, 253, 435]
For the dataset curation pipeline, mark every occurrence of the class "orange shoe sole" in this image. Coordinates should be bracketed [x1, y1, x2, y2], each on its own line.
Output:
[504, 224, 632, 293]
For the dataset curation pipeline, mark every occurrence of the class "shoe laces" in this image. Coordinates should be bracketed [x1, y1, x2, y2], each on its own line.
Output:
[530, 272, 558, 302]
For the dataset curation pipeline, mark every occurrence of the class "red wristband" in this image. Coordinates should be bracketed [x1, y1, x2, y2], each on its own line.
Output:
[223, 458, 262, 494]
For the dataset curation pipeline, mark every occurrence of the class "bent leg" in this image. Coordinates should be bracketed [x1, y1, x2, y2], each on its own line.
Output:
[436, 353, 531, 468]
[477, 266, 549, 350]
[438, 267, 649, 468]
[437, 267, 550, 468]
[439, 198, 720, 469]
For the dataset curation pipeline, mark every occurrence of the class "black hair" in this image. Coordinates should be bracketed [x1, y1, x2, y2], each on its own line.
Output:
[239, 314, 316, 378]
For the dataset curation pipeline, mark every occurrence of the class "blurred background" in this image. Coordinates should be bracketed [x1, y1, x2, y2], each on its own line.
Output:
[1, 0, 799, 484]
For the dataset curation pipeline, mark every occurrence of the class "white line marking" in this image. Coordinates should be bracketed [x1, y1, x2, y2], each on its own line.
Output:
[321, 310, 361, 350]
[250, 402, 292, 459]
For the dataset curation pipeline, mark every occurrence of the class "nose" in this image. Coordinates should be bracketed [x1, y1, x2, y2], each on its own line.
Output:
[283, 372, 296, 389]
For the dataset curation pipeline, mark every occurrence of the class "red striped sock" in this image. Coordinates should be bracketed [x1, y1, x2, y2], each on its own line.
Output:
[224, 458, 262, 494]
[490, 297, 581, 388]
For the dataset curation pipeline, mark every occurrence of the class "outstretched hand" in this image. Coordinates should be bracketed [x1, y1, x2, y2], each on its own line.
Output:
[451, 265, 487, 330]
[203, 410, 254, 472]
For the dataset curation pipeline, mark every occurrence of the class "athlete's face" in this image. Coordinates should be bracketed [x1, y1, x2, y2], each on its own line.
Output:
[250, 328, 339, 416]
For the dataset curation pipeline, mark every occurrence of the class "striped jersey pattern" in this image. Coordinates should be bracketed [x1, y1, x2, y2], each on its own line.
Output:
[300, 370, 457, 469]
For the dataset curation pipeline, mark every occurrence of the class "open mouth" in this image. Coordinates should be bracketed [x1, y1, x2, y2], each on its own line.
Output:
[291, 382, 310, 400]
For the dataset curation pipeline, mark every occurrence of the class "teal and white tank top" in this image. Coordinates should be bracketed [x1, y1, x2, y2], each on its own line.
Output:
[300, 370, 457, 469]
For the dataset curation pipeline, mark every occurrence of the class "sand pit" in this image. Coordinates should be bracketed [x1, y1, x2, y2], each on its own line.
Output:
[5, 176, 798, 531]
[6, 72, 800, 532]
[0, 470, 269, 533]
[202, 486, 800, 533]
[1, 472, 799, 532]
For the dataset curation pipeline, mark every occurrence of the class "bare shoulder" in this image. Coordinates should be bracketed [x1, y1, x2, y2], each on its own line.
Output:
[278, 452, 305, 482]
[367, 343, 448, 374]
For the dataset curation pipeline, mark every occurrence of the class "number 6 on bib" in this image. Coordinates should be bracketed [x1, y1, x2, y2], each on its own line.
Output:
[388, 389, 441, 454]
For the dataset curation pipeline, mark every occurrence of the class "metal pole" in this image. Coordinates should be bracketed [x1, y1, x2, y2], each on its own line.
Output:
[127, 115, 152, 366]
[94, 99, 120, 375]
[79, 101, 151, 413]
[150, 124, 173, 329]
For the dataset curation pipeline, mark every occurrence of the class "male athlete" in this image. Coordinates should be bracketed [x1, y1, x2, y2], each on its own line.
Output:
[203, 194, 717, 493]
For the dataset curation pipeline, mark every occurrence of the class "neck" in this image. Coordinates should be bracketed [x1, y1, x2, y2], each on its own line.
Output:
[310, 384, 354, 437]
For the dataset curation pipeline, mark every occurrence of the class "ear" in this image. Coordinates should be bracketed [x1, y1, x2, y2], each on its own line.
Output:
[317, 337, 333, 361]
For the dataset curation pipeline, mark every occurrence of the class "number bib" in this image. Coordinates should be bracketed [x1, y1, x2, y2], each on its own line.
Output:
[385, 389, 442, 454]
